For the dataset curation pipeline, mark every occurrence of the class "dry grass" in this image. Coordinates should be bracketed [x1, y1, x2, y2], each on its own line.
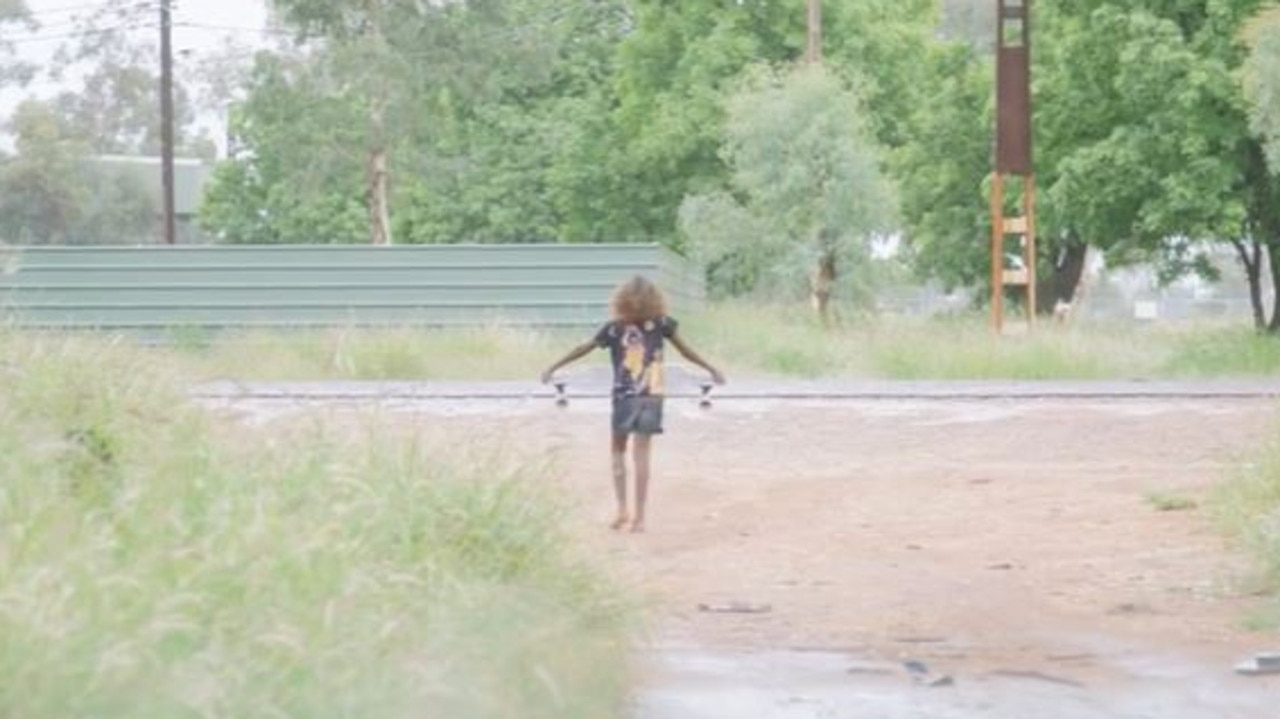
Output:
[0, 332, 631, 719]
[117, 305, 1280, 383]
[1212, 439, 1280, 602]
[683, 305, 1268, 380]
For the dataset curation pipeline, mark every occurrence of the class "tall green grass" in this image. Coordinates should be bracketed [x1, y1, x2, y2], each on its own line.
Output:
[170, 325, 585, 382]
[685, 306, 1280, 380]
[0, 333, 630, 719]
[1162, 326, 1280, 377]
[681, 305, 1179, 379]
[864, 318, 1155, 380]
[679, 304, 863, 377]
[19, 305, 1280, 384]
[1212, 440, 1280, 610]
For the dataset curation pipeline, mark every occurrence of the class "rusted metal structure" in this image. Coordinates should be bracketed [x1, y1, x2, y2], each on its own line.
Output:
[991, 0, 1036, 332]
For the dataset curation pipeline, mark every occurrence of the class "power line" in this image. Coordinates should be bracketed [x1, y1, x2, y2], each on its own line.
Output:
[172, 21, 290, 37]
[27, 1, 156, 19]
[13, 2, 581, 52]
[0, 2, 157, 43]
[5, 22, 155, 45]
[11, 17, 82, 33]
[26, 1, 115, 16]
[165, 4, 584, 64]
[172, 1, 582, 47]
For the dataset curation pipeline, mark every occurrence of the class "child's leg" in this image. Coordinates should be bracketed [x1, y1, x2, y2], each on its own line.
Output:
[610, 432, 630, 529]
[630, 434, 652, 533]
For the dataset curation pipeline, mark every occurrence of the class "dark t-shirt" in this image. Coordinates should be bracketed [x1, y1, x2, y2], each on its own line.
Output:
[594, 316, 678, 398]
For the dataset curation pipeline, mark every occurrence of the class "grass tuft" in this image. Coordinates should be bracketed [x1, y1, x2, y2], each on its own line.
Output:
[1163, 326, 1280, 377]
[0, 331, 630, 719]
[1145, 492, 1199, 512]
[1211, 439, 1280, 628]
[683, 306, 1180, 380]
[34, 308, 1277, 384]
[176, 325, 582, 382]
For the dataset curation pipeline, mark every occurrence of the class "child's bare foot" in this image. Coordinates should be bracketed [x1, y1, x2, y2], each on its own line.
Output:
[629, 518, 645, 533]
[610, 512, 630, 530]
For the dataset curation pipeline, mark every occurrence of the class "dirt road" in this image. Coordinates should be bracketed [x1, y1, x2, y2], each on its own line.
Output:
[204, 381, 1280, 717]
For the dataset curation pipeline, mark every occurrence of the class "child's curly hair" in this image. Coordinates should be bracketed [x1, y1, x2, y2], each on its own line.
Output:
[610, 275, 668, 324]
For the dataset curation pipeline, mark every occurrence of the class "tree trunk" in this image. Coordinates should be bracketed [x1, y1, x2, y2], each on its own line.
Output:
[364, 0, 392, 247]
[1243, 140, 1279, 331]
[368, 145, 392, 246]
[810, 249, 837, 327]
[1267, 242, 1280, 335]
[1231, 237, 1266, 332]
[367, 103, 392, 246]
[1036, 239, 1088, 316]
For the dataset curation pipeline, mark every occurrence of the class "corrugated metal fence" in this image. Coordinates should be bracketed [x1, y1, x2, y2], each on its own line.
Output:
[0, 244, 705, 329]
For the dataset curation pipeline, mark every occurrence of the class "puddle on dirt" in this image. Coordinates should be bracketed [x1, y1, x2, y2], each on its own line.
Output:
[633, 649, 1278, 719]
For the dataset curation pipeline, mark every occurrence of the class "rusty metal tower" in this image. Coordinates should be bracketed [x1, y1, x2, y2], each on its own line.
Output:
[991, 0, 1035, 332]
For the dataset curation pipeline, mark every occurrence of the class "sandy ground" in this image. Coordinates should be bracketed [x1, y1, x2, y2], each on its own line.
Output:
[507, 395, 1273, 664]
[204, 382, 1280, 716]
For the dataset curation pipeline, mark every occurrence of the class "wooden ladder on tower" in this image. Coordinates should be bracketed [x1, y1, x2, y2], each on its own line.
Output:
[990, 174, 1036, 333]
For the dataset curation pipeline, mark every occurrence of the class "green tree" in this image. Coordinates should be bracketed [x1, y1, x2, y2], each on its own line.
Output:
[680, 65, 893, 321]
[1036, 0, 1276, 328]
[207, 1, 940, 251]
[0, 0, 34, 88]
[892, 40, 992, 295]
[894, 3, 1101, 312]
[392, 0, 631, 244]
[266, 0, 423, 245]
[205, 0, 597, 245]
[613, 0, 933, 248]
[1243, 6, 1280, 173]
[0, 100, 155, 245]
[0, 1, 219, 246]
[1239, 3, 1280, 328]
[200, 49, 368, 245]
[45, 0, 212, 157]
[263, 0, 575, 245]
[899, 0, 1280, 325]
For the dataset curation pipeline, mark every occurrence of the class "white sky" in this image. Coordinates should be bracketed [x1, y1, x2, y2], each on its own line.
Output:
[3, 0, 271, 154]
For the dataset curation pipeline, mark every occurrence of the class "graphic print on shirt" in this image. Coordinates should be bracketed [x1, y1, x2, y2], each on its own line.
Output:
[620, 322, 665, 395]
[598, 317, 674, 398]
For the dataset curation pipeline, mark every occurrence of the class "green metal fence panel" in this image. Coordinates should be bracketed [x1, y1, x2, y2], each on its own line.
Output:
[0, 244, 704, 330]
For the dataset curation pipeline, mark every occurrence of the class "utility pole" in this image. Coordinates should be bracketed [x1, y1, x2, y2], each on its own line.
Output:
[806, 0, 823, 64]
[160, 0, 177, 245]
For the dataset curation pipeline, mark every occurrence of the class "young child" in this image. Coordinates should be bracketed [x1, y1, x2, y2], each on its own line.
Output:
[541, 276, 725, 533]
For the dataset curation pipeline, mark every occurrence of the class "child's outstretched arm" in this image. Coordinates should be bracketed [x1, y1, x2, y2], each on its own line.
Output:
[540, 340, 597, 384]
[669, 333, 726, 385]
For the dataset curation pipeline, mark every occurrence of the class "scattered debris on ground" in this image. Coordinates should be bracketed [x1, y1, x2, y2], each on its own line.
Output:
[697, 602, 772, 614]
[903, 660, 954, 687]
[1234, 652, 1280, 676]
[988, 669, 1086, 688]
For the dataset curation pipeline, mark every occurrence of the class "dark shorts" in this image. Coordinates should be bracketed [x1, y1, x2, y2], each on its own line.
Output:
[612, 395, 664, 436]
